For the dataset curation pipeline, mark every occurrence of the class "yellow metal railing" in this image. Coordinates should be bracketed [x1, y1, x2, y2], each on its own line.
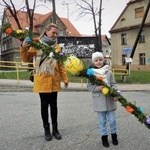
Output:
[0, 60, 34, 83]
[0, 60, 129, 84]
[0, 60, 85, 87]
[111, 68, 128, 82]
[111, 68, 128, 76]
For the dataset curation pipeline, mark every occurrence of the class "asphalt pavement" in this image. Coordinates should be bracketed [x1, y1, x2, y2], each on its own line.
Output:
[0, 79, 150, 150]
[0, 91, 150, 150]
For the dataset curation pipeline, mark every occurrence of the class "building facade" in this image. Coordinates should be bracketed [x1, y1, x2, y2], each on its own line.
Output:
[0, 9, 111, 64]
[109, 0, 150, 70]
[0, 9, 81, 62]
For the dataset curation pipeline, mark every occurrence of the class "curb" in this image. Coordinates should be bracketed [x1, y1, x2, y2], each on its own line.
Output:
[1, 83, 150, 92]
[0, 83, 88, 92]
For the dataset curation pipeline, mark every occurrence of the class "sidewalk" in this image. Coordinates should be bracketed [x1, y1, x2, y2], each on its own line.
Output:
[0, 79, 150, 92]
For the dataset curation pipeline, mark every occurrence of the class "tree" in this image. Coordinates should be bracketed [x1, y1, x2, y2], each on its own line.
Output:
[41, 0, 56, 23]
[73, 0, 103, 52]
[0, 0, 37, 36]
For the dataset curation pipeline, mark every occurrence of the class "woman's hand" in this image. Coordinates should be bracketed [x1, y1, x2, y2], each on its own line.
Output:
[64, 83, 68, 88]
[21, 37, 30, 48]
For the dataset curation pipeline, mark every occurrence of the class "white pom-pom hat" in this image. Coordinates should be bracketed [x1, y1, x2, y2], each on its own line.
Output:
[92, 52, 104, 63]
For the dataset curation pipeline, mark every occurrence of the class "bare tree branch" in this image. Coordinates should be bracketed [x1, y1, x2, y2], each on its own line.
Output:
[0, 0, 38, 35]
[25, 0, 36, 34]
[2, 0, 22, 29]
[73, 0, 103, 51]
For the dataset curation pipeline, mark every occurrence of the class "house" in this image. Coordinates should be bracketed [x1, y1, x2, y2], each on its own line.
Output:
[0, 9, 111, 63]
[0, 9, 81, 62]
[109, 0, 150, 71]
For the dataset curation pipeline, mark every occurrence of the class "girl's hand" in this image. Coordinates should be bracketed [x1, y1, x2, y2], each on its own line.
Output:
[99, 86, 104, 91]
[113, 97, 118, 101]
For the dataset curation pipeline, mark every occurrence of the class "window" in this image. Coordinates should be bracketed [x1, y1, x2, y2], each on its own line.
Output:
[2, 42, 6, 51]
[139, 30, 145, 43]
[135, 7, 144, 18]
[121, 18, 126, 22]
[139, 53, 145, 65]
[122, 55, 127, 65]
[59, 30, 63, 36]
[50, 18, 53, 23]
[121, 33, 127, 45]
[7, 40, 9, 49]
[9, 39, 12, 48]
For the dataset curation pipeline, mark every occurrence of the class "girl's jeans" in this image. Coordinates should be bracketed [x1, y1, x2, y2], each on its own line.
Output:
[97, 110, 117, 136]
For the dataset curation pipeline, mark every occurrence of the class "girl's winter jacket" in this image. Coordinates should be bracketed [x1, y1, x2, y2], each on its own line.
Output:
[87, 69, 117, 112]
[20, 45, 68, 93]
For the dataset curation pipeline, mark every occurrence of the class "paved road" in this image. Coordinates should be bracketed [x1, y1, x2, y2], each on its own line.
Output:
[0, 91, 150, 150]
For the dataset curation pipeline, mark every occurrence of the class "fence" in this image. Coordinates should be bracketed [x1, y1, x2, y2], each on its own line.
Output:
[0, 60, 129, 84]
[0, 60, 85, 86]
[0, 60, 34, 83]
[111, 68, 128, 82]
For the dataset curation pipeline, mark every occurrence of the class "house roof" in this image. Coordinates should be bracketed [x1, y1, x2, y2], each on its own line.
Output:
[129, 0, 139, 2]
[101, 35, 111, 45]
[60, 17, 81, 37]
[4, 9, 81, 36]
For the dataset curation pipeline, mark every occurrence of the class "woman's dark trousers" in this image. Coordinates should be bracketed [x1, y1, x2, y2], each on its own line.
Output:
[39, 92, 61, 140]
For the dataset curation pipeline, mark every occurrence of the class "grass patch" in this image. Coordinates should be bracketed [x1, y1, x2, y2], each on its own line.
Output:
[0, 70, 150, 83]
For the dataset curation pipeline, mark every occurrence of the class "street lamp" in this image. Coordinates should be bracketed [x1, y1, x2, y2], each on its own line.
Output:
[62, 2, 70, 36]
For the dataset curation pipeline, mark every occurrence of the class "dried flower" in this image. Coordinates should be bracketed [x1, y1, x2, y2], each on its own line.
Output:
[117, 90, 122, 95]
[33, 38, 39, 41]
[126, 105, 134, 113]
[5, 28, 13, 34]
[102, 87, 109, 95]
[16, 30, 25, 34]
[86, 68, 94, 76]
[96, 75, 103, 81]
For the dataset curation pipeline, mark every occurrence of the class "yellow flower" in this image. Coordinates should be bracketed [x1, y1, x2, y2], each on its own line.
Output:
[64, 55, 84, 74]
[102, 87, 109, 95]
[16, 30, 25, 34]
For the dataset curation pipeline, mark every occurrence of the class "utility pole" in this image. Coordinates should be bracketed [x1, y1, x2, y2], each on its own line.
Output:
[52, 0, 56, 23]
[126, 0, 150, 70]
[98, 0, 102, 52]
[44, 0, 56, 23]
[63, 2, 70, 36]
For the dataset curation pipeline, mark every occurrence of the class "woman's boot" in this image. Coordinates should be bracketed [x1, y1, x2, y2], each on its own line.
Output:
[44, 123, 52, 141]
[101, 135, 109, 147]
[111, 133, 118, 145]
[52, 123, 62, 140]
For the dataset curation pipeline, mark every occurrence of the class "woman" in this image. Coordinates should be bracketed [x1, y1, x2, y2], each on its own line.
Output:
[20, 23, 69, 141]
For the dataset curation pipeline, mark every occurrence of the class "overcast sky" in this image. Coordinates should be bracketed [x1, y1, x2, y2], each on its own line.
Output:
[58, 0, 130, 37]
[0, 0, 130, 37]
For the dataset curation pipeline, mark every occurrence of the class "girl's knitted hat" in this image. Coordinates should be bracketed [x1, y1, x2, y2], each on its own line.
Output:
[92, 52, 104, 63]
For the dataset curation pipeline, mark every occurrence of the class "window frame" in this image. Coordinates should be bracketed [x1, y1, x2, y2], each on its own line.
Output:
[139, 30, 145, 43]
[139, 53, 145, 65]
[135, 7, 144, 18]
[121, 33, 127, 45]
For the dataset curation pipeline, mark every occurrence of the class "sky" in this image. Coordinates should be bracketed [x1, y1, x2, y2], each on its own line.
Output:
[0, 0, 130, 37]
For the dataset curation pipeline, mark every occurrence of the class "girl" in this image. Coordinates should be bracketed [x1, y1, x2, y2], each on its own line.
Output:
[87, 52, 118, 147]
